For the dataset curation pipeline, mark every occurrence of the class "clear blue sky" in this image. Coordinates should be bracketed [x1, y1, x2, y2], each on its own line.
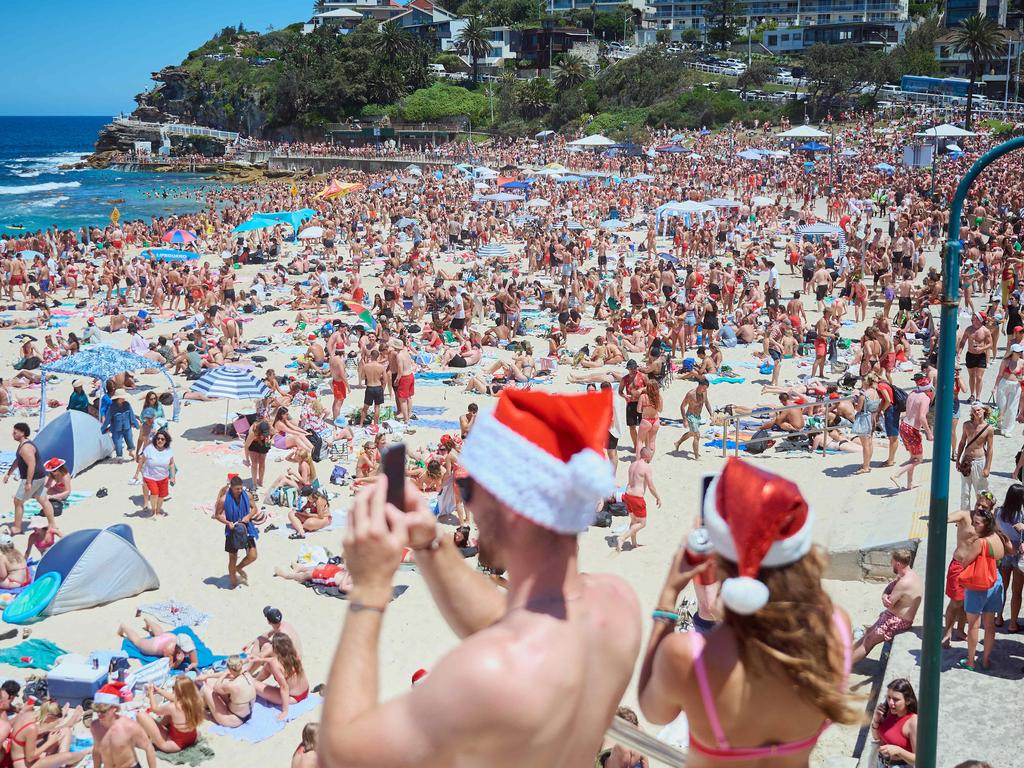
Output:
[0, 0, 309, 116]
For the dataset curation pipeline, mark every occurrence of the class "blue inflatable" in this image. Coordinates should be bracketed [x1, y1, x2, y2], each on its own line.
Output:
[3, 572, 62, 625]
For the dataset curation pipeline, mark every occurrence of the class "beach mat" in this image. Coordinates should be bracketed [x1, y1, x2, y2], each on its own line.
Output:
[413, 406, 448, 416]
[208, 696, 321, 744]
[0, 639, 68, 670]
[414, 371, 457, 380]
[703, 440, 748, 452]
[122, 627, 225, 671]
[708, 376, 746, 384]
[157, 738, 216, 766]
[138, 600, 210, 629]
[411, 418, 460, 431]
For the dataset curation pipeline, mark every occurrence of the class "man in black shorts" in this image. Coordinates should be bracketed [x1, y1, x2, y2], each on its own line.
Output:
[617, 359, 646, 452]
[359, 350, 386, 426]
[957, 311, 993, 400]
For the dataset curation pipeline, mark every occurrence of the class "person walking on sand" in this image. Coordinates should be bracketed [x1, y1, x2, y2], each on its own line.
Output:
[320, 389, 641, 768]
[955, 402, 993, 510]
[957, 311, 993, 401]
[674, 378, 713, 459]
[851, 548, 922, 663]
[891, 374, 932, 491]
[391, 338, 416, 424]
[4, 422, 56, 535]
[215, 476, 259, 588]
[330, 349, 348, 423]
[616, 447, 661, 552]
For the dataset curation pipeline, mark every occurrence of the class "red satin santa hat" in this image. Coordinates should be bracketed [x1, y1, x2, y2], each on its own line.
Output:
[93, 682, 125, 706]
[461, 389, 615, 534]
[703, 458, 815, 615]
[411, 668, 429, 686]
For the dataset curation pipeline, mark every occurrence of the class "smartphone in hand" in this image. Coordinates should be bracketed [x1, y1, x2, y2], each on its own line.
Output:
[382, 443, 407, 510]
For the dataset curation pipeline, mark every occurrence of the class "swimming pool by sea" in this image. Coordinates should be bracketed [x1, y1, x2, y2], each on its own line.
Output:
[0, 116, 224, 234]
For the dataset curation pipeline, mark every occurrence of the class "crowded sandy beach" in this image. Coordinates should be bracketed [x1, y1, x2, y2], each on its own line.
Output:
[0, 113, 1019, 768]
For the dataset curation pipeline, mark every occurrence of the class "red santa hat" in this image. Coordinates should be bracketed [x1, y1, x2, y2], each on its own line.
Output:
[461, 389, 615, 534]
[93, 683, 124, 706]
[703, 458, 815, 615]
[411, 668, 429, 686]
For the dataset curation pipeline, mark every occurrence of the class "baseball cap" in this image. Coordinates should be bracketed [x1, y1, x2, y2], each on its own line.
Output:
[263, 606, 283, 624]
[1013, 344, 1024, 353]
[0, 534, 11, 547]
[176, 635, 196, 654]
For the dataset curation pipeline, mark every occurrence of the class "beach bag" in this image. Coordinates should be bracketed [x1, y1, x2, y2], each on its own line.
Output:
[228, 522, 250, 551]
[592, 506, 612, 528]
[744, 429, 775, 455]
[330, 465, 348, 485]
[958, 541, 998, 591]
[891, 385, 909, 414]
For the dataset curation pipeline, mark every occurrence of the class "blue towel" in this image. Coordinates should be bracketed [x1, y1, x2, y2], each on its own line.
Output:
[703, 439, 748, 451]
[708, 376, 746, 384]
[413, 418, 461, 430]
[414, 371, 456, 380]
[413, 406, 448, 416]
[121, 627, 225, 671]
[208, 695, 322, 743]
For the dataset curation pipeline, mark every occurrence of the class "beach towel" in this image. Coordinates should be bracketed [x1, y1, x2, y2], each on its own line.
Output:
[708, 376, 746, 384]
[207, 696, 322, 744]
[703, 439, 748, 452]
[0, 639, 67, 670]
[413, 406, 448, 416]
[157, 737, 216, 766]
[0, 451, 15, 474]
[122, 627, 225, 671]
[138, 600, 210, 629]
[411, 418, 460, 431]
[414, 371, 457, 380]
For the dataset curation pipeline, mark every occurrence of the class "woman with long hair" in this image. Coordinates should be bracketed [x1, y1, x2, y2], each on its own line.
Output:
[251, 633, 309, 721]
[870, 678, 918, 767]
[272, 407, 314, 454]
[996, 483, 1024, 632]
[292, 723, 318, 768]
[7, 700, 85, 768]
[636, 379, 663, 454]
[639, 459, 858, 765]
[137, 677, 204, 752]
[953, 501, 1008, 671]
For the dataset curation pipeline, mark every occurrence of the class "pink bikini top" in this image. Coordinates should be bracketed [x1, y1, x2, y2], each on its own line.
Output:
[687, 608, 852, 761]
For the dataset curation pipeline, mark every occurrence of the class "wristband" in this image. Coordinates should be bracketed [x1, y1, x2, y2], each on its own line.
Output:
[349, 601, 387, 614]
[652, 609, 680, 624]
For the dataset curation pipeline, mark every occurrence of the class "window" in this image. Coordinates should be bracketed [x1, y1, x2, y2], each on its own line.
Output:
[767, 34, 778, 45]
[781, 33, 789, 40]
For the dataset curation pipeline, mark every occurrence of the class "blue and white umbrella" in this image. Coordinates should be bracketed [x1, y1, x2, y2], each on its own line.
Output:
[477, 243, 510, 258]
[190, 365, 270, 433]
[600, 219, 629, 230]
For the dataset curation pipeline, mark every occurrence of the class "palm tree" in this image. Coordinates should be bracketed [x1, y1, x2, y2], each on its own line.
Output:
[378, 21, 414, 60]
[515, 77, 554, 119]
[456, 16, 492, 83]
[950, 14, 1007, 130]
[553, 53, 589, 91]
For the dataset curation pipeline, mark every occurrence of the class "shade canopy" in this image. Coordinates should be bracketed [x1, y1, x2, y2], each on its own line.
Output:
[568, 134, 615, 147]
[796, 141, 830, 151]
[777, 125, 829, 138]
[915, 123, 977, 138]
[483, 192, 525, 202]
[39, 345, 179, 427]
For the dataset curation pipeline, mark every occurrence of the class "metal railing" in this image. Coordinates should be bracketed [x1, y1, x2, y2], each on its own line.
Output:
[714, 392, 861, 459]
[606, 716, 686, 767]
[112, 115, 240, 142]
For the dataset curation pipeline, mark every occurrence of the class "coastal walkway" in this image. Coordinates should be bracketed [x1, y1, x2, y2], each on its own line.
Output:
[267, 152, 457, 174]
[112, 116, 240, 143]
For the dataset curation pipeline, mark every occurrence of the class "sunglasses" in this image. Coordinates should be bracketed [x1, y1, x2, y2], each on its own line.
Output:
[455, 476, 475, 505]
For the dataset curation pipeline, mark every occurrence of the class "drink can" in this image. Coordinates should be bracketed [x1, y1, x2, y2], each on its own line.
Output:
[684, 528, 717, 586]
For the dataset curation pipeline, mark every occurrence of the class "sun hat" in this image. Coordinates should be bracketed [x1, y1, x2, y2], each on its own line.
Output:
[29, 517, 49, 530]
[43, 458, 65, 473]
[111, 388, 128, 399]
[71, 379, 82, 389]
[460, 389, 614, 534]
[0, 534, 12, 548]
[702, 459, 815, 615]
[175, 634, 196, 654]
[390, 338, 405, 350]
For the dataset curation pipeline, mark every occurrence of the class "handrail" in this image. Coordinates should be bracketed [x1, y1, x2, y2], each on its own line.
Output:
[606, 716, 686, 767]
[714, 392, 861, 458]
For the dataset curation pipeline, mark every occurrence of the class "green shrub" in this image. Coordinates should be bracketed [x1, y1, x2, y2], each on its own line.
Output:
[399, 83, 488, 123]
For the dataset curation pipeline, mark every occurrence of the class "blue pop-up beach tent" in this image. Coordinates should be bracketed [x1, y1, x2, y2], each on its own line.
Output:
[34, 411, 113, 477]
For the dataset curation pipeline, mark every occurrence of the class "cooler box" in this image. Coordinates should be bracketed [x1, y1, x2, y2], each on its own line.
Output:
[47, 658, 108, 707]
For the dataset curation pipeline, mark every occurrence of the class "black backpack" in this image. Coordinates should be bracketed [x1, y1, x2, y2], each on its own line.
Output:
[745, 428, 776, 455]
[891, 385, 909, 414]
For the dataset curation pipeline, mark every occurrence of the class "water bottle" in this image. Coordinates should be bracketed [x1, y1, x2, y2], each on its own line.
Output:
[684, 528, 717, 586]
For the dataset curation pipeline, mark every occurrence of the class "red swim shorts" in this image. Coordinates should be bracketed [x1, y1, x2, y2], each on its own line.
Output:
[332, 379, 348, 400]
[945, 558, 965, 601]
[623, 493, 647, 519]
[144, 477, 169, 498]
[396, 374, 415, 400]
[899, 421, 923, 455]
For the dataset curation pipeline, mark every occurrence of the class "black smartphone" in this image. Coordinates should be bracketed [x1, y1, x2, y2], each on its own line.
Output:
[382, 444, 406, 510]
[699, 473, 715, 526]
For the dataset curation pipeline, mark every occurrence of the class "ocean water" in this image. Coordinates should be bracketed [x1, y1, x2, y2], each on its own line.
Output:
[0, 116, 222, 234]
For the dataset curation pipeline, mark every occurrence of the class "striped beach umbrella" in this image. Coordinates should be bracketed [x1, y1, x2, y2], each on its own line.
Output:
[477, 243, 510, 258]
[162, 229, 197, 244]
[343, 301, 377, 330]
[190, 366, 270, 434]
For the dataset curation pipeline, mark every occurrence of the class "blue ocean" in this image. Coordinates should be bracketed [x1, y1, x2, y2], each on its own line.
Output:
[0, 116, 221, 233]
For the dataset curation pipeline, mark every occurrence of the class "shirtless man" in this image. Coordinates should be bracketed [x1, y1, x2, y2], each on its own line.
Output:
[359, 350, 386, 427]
[245, 606, 304, 661]
[616, 446, 661, 551]
[811, 308, 837, 378]
[851, 548, 922, 663]
[892, 374, 934, 491]
[320, 390, 640, 768]
[955, 402, 993, 510]
[759, 393, 805, 432]
[392, 339, 416, 423]
[811, 262, 833, 314]
[673, 378, 713, 459]
[957, 312, 993, 400]
[330, 350, 348, 422]
[91, 695, 156, 768]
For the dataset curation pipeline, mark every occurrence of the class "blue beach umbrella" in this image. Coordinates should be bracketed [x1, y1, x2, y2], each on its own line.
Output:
[477, 243, 511, 258]
[232, 218, 276, 234]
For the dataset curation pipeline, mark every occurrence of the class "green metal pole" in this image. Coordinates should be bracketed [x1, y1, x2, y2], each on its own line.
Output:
[920, 135, 1024, 768]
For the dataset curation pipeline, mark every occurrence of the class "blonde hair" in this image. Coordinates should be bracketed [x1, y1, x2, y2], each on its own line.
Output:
[719, 548, 860, 725]
[173, 677, 204, 730]
[226, 655, 244, 673]
[36, 700, 62, 723]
